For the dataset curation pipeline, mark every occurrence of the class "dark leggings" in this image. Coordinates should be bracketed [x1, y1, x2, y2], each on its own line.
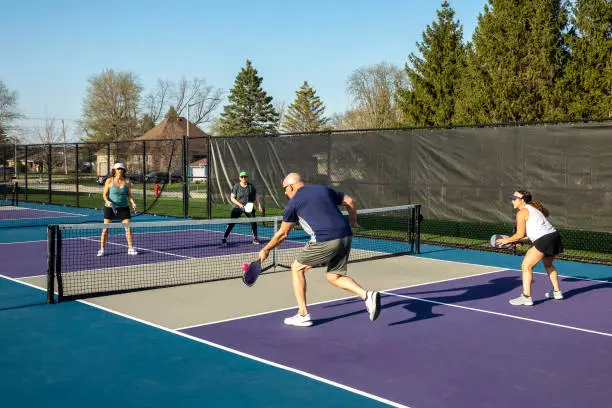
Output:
[223, 207, 258, 238]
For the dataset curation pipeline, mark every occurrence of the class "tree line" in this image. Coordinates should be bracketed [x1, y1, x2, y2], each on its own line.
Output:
[1, 0, 610, 144]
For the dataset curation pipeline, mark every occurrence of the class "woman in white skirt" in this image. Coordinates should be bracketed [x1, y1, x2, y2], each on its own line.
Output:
[497, 190, 564, 306]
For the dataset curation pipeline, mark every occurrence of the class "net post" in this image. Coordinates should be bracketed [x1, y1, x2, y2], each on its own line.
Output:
[46, 225, 56, 304]
[55, 227, 64, 302]
[415, 204, 421, 254]
[408, 206, 414, 253]
[14, 181, 18, 206]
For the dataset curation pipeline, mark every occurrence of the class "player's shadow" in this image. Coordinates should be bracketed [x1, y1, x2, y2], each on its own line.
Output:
[387, 276, 522, 325]
[315, 276, 522, 326]
[553, 276, 612, 301]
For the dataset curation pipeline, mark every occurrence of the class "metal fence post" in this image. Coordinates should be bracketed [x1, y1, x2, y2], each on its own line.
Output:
[206, 135, 212, 219]
[47, 144, 52, 203]
[75, 143, 80, 207]
[142, 140, 147, 212]
[24, 145, 28, 201]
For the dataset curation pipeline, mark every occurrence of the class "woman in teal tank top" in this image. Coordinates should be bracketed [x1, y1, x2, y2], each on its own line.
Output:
[98, 163, 138, 257]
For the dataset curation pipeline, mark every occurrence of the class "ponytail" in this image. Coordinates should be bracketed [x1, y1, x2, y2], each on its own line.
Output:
[517, 190, 549, 217]
[529, 200, 549, 217]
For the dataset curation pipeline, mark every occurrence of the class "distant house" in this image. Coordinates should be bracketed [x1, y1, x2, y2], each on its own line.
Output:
[96, 116, 209, 176]
[189, 158, 208, 182]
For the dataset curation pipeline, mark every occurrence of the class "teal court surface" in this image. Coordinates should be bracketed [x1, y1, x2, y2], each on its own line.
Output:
[1, 203, 612, 407]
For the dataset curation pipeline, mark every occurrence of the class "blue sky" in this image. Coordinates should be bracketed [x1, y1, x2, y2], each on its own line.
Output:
[1, 0, 488, 140]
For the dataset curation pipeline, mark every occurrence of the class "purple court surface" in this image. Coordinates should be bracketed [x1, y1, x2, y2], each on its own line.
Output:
[181, 269, 612, 408]
[0, 208, 86, 220]
[0, 228, 303, 279]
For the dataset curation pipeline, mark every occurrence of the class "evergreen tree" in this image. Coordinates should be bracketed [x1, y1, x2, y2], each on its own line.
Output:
[219, 60, 279, 135]
[397, 1, 466, 126]
[165, 106, 178, 118]
[139, 114, 156, 135]
[455, 0, 569, 123]
[558, 0, 612, 118]
[281, 81, 329, 133]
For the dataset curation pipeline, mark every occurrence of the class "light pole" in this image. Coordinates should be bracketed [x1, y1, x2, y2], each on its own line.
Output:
[184, 102, 199, 217]
[186, 102, 200, 180]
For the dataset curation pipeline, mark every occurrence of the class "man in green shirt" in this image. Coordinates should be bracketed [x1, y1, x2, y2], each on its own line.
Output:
[222, 171, 263, 244]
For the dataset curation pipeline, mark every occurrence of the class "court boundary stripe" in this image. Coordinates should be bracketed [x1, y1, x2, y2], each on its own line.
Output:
[175, 268, 509, 330]
[0, 274, 408, 408]
[382, 291, 612, 337]
[175, 266, 612, 331]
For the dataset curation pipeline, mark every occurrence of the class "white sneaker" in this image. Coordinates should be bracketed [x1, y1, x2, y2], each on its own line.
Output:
[97, 249, 104, 257]
[283, 313, 313, 327]
[509, 294, 534, 306]
[545, 290, 564, 300]
[365, 290, 381, 321]
[127, 248, 138, 256]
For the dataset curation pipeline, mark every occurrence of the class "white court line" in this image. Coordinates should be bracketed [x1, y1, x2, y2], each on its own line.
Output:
[176, 268, 510, 330]
[0, 273, 408, 408]
[1, 273, 50, 292]
[82, 300, 410, 408]
[381, 291, 612, 337]
[82, 237, 195, 259]
[177, 267, 612, 334]
[0, 207, 89, 217]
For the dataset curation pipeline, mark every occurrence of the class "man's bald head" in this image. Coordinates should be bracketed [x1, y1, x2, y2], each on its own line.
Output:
[282, 173, 304, 198]
[282, 173, 302, 187]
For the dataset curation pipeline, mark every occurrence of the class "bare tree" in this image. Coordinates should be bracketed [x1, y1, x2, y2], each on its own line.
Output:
[346, 62, 407, 129]
[36, 118, 61, 144]
[328, 112, 346, 130]
[144, 77, 223, 126]
[274, 99, 287, 131]
[142, 79, 172, 123]
[0, 80, 22, 143]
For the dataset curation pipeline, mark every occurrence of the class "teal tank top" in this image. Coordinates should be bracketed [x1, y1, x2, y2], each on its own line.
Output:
[108, 183, 129, 207]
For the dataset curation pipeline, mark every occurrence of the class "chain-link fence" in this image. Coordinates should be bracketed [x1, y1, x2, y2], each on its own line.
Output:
[2, 119, 611, 263]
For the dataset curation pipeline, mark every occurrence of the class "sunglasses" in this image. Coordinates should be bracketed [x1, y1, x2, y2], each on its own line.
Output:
[240, 176, 248, 178]
[508, 195, 522, 200]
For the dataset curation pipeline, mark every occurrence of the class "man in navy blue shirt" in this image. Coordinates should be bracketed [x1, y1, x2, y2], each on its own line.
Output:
[259, 173, 381, 327]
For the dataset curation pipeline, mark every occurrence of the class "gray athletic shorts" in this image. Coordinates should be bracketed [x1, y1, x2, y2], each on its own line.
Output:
[296, 237, 352, 274]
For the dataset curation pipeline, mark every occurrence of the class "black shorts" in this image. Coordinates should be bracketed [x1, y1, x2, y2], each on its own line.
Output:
[103, 206, 131, 221]
[533, 232, 563, 257]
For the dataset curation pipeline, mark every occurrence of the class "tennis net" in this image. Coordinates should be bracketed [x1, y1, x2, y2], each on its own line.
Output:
[46, 204, 421, 303]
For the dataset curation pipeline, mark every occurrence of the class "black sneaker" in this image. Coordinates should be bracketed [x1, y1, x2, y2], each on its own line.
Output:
[253, 238, 260, 245]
